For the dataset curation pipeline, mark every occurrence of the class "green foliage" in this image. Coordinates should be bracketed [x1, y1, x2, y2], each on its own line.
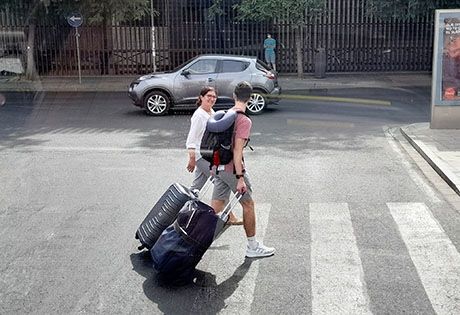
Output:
[233, 0, 280, 22]
[210, 0, 325, 25]
[238, 0, 324, 24]
[78, 0, 151, 23]
[367, 0, 460, 21]
[208, 0, 226, 18]
[0, 0, 153, 24]
[208, 0, 326, 77]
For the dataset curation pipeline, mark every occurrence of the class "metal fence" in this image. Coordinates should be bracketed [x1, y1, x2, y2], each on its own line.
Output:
[0, 0, 434, 76]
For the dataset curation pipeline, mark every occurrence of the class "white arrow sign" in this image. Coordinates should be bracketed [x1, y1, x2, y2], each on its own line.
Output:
[67, 12, 83, 28]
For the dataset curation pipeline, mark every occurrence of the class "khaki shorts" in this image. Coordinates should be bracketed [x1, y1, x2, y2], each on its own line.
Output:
[212, 171, 253, 202]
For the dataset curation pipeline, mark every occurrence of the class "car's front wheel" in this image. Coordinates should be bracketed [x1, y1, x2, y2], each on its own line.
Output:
[144, 91, 170, 116]
[247, 91, 266, 115]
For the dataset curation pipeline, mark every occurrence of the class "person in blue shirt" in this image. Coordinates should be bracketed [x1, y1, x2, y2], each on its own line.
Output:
[264, 33, 277, 72]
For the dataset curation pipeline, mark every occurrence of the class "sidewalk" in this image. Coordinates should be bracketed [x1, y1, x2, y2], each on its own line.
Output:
[1, 72, 459, 197]
[0, 72, 432, 93]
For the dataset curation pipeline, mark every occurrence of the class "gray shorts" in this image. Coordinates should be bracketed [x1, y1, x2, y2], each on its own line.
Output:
[190, 158, 211, 191]
[212, 171, 253, 202]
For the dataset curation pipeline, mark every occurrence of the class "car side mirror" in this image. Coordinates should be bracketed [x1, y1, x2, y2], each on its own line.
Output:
[181, 69, 190, 76]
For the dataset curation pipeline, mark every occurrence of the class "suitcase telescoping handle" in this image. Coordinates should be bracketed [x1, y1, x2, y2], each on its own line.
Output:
[193, 175, 215, 199]
[196, 175, 243, 222]
[219, 191, 243, 222]
[213, 191, 243, 240]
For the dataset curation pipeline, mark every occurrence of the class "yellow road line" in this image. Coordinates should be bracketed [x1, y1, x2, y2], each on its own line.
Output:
[286, 119, 355, 128]
[269, 94, 391, 106]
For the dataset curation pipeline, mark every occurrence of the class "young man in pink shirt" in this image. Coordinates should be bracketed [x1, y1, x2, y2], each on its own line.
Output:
[211, 82, 275, 258]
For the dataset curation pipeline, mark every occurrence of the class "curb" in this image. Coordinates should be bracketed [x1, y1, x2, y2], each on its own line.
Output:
[0, 84, 430, 94]
[275, 94, 391, 106]
[400, 126, 460, 196]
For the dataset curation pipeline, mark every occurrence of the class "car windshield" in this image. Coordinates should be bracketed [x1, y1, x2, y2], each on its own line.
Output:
[169, 56, 200, 73]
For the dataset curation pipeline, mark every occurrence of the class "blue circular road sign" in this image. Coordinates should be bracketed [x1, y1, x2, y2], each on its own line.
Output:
[67, 12, 83, 28]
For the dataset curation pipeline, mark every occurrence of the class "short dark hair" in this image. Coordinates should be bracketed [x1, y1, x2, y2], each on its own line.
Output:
[234, 81, 252, 102]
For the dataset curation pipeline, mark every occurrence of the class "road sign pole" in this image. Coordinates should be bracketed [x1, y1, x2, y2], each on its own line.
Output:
[67, 12, 83, 84]
[75, 28, 82, 84]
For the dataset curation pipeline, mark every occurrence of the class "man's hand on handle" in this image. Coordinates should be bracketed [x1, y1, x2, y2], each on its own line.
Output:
[236, 178, 247, 194]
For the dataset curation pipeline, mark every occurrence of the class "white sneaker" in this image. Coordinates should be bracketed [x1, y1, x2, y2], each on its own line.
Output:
[245, 242, 275, 258]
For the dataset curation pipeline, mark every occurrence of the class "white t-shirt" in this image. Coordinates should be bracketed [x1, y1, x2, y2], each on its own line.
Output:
[185, 107, 215, 160]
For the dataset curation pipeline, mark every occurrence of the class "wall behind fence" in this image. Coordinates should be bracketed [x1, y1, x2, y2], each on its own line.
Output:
[0, 0, 434, 76]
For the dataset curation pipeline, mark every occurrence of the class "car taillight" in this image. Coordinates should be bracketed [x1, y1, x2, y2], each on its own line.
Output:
[265, 72, 276, 80]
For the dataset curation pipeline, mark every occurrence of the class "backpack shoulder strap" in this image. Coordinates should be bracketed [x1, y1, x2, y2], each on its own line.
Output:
[233, 110, 253, 151]
[234, 110, 250, 118]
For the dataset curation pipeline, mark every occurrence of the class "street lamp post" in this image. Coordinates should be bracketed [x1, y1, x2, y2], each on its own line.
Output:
[150, 0, 157, 72]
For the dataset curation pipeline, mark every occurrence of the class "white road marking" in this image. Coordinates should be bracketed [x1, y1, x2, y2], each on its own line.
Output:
[310, 203, 371, 315]
[287, 118, 355, 129]
[279, 94, 391, 106]
[388, 202, 460, 315]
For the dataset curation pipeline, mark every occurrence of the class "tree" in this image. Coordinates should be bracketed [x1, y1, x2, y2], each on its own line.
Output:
[75, 0, 151, 75]
[210, 0, 325, 78]
[0, 0, 50, 79]
[367, 0, 460, 21]
[0, 0, 152, 79]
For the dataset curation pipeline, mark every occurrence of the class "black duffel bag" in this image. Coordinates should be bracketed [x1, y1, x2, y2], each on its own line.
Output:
[150, 199, 218, 286]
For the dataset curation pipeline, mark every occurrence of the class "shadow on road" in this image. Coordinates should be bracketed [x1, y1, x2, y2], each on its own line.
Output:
[130, 251, 253, 314]
[0, 89, 431, 153]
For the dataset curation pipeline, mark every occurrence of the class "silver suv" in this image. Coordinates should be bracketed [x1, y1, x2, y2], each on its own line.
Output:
[128, 54, 281, 116]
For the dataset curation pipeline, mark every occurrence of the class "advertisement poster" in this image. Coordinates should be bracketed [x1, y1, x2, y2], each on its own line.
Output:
[433, 10, 460, 105]
[442, 17, 460, 101]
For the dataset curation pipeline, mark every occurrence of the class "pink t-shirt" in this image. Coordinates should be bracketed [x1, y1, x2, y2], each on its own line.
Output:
[224, 113, 252, 173]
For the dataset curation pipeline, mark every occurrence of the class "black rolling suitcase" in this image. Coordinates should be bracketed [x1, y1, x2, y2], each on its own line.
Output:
[135, 179, 212, 251]
[150, 193, 241, 286]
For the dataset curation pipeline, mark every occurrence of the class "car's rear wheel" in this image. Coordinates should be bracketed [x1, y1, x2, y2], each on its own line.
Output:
[144, 91, 170, 116]
[247, 91, 266, 115]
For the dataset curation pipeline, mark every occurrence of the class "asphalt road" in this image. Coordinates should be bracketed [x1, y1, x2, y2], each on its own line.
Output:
[1, 88, 459, 314]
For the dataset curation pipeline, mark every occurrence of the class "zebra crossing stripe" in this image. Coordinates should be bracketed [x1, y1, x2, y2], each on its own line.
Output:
[310, 203, 372, 314]
[388, 202, 460, 315]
